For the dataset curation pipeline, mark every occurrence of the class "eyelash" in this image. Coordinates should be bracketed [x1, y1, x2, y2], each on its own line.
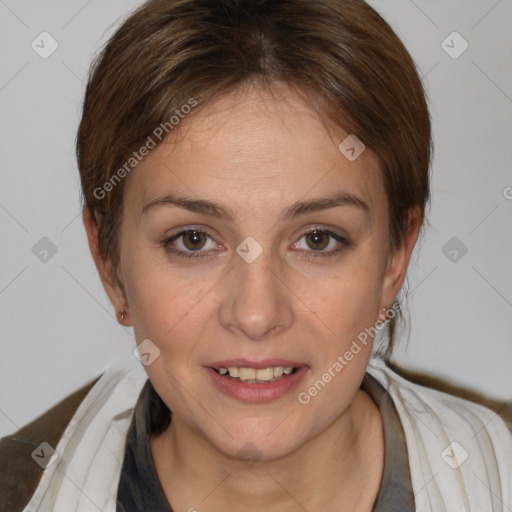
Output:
[162, 227, 351, 261]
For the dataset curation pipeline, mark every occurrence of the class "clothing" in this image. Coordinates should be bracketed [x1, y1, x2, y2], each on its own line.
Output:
[116, 372, 415, 511]
[0, 376, 100, 512]
[1, 353, 511, 511]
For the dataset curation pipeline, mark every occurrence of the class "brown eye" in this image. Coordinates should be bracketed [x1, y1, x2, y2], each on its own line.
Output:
[182, 230, 208, 251]
[163, 228, 218, 259]
[305, 230, 330, 251]
[293, 228, 351, 260]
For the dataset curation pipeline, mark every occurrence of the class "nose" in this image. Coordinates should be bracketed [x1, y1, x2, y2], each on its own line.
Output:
[218, 245, 294, 341]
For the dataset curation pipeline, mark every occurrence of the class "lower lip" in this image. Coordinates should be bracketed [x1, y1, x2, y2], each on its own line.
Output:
[204, 366, 309, 403]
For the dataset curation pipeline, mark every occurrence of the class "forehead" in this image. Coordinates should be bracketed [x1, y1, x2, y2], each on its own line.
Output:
[126, 84, 386, 219]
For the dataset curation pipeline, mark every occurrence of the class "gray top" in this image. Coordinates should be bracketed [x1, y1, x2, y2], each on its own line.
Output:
[116, 372, 415, 511]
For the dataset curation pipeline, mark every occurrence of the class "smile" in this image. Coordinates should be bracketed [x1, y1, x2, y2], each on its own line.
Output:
[214, 366, 298, 383]
[205, 365, 309, 402]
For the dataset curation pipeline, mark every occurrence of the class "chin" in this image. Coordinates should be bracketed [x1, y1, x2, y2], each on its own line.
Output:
[206, 419, 306, 463]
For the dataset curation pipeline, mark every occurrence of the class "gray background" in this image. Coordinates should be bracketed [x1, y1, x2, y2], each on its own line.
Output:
[1, 0, 511, 437]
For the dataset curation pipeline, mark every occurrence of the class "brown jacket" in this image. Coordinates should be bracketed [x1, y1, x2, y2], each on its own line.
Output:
[1, 368, 510, 511]
[0, 376, 100, 512]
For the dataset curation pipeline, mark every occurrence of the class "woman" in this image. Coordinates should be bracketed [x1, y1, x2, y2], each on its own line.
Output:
[1, 0, 511, 510]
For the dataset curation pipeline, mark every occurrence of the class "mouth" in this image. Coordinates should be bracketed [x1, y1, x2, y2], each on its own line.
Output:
[206, 359, 306, 383]
[211, 365, 300, 384]
[204, 360, 309, 402]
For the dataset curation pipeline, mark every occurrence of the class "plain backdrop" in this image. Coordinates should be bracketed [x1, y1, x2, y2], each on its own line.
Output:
[1, 0, 511, 437]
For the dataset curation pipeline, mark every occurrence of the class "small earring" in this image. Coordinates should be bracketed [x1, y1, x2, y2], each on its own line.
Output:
[379, 307, 388, 323]
[119, 310, 126, 322]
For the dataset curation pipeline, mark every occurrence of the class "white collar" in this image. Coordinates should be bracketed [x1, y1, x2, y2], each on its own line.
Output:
[23, 354, 512, 511]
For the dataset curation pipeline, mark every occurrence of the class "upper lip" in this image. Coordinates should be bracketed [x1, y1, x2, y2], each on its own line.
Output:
[206, 359, 307, 370]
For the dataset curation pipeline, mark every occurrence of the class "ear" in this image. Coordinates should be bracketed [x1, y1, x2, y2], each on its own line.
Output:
[379, 206, 423, 310]
[82, 207, 131, 325]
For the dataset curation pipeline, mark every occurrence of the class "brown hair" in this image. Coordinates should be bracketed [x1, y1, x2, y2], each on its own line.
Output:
[76, 0, 432, 360]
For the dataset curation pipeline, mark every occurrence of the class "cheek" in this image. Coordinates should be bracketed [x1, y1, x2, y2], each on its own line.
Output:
[304, 254, 383, 341]
[124, 260, 214, 344]
[122, 230, 385, 346]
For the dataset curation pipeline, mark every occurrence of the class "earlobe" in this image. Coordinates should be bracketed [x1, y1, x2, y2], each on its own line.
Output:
[380, 207, 423, 307]
[115, 309, 130, 325]
[82, 207, 131, 325]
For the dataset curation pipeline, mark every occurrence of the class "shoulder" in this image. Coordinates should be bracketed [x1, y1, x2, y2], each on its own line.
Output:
[369, 358, 512, 435]
[0, 376, 101, 512]
[367, 358, 512, 507]
[422, 367, 510, 434]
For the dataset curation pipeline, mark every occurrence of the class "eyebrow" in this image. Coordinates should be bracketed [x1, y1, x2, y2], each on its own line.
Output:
[141, 190, 370, 222]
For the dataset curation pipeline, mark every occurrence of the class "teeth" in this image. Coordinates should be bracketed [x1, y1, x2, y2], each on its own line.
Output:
[256, 367, 273, 380]
[238, 367, 256, 380]
[218, 366, 297, 382]
[227, 367, 240, 377]
[273, 366, 284, 377]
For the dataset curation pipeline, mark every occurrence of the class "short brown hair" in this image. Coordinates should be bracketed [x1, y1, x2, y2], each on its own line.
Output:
[76, 0, 432, 359]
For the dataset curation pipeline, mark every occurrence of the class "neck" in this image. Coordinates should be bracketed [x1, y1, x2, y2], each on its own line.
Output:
[151, 389, 384, 512]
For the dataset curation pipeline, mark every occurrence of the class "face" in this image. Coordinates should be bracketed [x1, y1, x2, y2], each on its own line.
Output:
[87, 83, 415, 460]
